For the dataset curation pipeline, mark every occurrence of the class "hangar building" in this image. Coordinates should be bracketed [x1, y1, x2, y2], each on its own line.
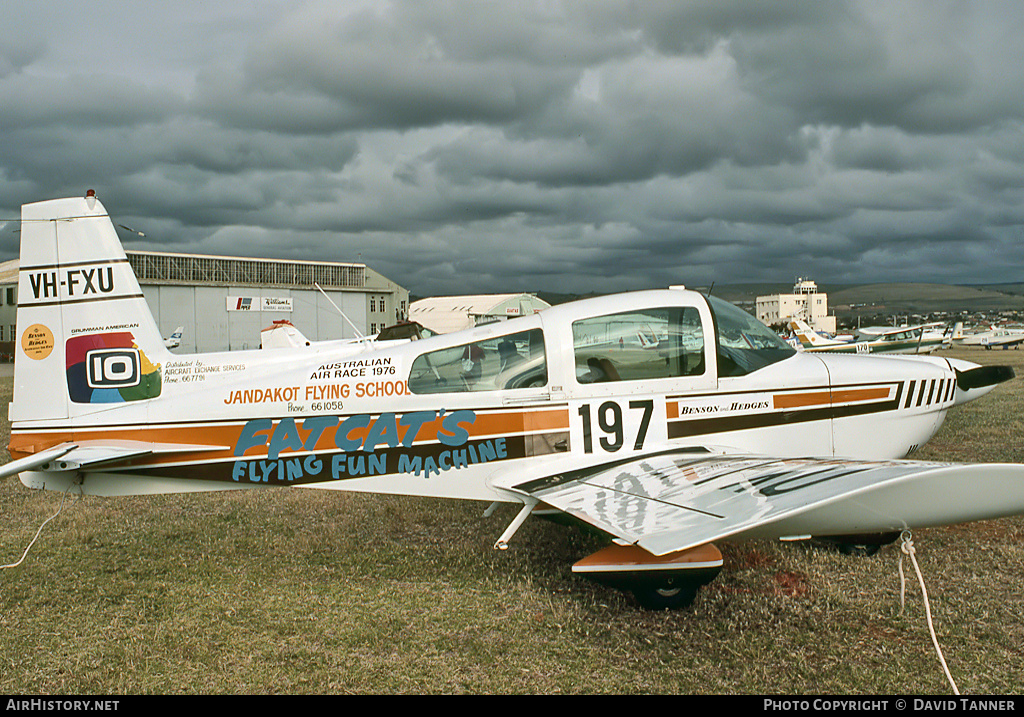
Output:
[409, 293, 551, 334]
[0, 251, 409, 355]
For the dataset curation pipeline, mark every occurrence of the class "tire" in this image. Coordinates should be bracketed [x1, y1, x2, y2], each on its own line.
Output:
[835, 542, 882, 556]
[631, 582, 699, 610]
[824, 531, 899, 556]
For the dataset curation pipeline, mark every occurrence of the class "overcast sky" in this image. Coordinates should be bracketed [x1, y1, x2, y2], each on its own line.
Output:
[1, 1, 1023, 297]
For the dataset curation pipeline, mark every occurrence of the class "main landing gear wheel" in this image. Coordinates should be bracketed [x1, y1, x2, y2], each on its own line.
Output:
[631, 582, 700, 610]
[572, 543, 722, 611]
[835, 542, 881, 556]
[820, 532, 900, 557]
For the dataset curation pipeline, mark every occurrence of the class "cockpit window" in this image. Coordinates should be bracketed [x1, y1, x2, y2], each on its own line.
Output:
[708, 296, 795, 376]
[408, 328, 546, 394]
[572, 307, 705, 383]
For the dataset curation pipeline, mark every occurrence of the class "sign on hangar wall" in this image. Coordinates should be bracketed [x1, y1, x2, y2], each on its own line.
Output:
[227, 296, 294, 312]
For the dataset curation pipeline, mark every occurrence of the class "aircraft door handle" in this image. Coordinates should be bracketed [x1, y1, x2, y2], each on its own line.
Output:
[502, 391, 551, 406]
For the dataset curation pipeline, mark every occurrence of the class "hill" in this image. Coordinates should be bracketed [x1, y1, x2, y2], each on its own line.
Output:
[702, 282, 1024, 318]
[475, 283, 1024, 319]
[827, 283, 1024, 315]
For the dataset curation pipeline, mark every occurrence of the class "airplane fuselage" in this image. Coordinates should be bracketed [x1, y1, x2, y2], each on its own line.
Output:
[11, 289, 974, 501]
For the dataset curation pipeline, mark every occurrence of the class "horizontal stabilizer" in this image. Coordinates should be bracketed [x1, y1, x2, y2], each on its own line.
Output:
[0, 443, 78, 480]
[11, 440, 231, 495]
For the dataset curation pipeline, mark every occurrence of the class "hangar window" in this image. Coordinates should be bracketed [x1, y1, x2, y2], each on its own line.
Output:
[408, 329, 546, 394]
[573, 307, 705, 383]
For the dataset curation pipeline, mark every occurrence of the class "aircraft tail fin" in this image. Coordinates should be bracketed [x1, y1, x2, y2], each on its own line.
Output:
[788, 319, 832, 348]
[260, 319, 312, 349]
[12, 192, 170, 424]
[164, 326, 184, 349]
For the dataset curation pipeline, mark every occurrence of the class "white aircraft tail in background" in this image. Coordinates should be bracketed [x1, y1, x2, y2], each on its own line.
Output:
[788, 319, 849, 350]
[164, 326, 184, 349]
[261, 320, 312, 349]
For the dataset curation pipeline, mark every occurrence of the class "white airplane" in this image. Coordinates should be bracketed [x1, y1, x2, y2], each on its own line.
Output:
[163, 326, 184, 349]
[957, 325, 1024, 350]
[789, 319, 953, 355]
[3, 193, 1023, 610]
[855, 321, 955, 344]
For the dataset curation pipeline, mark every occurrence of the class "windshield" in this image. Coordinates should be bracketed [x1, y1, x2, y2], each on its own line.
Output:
[708, 296, 796, 376]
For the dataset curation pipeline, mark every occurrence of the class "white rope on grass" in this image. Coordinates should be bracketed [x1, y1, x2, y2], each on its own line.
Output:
[898, 530, 960, 695]
[1, 483, 78, 570]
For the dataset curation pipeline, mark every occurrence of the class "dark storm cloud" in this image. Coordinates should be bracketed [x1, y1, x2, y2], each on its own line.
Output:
[2, 0, 1024, 297]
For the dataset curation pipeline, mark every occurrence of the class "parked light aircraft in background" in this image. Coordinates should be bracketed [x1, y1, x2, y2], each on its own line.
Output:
[855, 321, 959, 347]
[260, 319, 317, 349]
[789, 319, 953, 355]
[3, 193, 1023, 609]
[956, 325, 1024, 350]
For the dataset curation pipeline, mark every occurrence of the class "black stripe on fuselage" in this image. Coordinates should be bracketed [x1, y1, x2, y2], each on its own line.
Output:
[668, 383, 905, 440]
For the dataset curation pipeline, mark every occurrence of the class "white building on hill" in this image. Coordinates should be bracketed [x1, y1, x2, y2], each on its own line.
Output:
[756, 278, 837, 334]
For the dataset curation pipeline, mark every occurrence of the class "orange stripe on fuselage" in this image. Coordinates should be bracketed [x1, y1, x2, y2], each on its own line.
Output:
[772, 387, 891, 410]
[8, 407, 571, 465]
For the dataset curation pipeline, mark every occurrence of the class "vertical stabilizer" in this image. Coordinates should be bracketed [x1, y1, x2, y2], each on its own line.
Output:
[788, 319, 836, 349]
[12, 192, 169, 423]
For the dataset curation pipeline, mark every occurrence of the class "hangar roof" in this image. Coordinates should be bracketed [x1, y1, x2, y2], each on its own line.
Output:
[126, 250, 368, 290]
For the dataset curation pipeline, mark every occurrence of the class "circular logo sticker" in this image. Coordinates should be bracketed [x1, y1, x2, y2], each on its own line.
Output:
[22, 324, 55, 360]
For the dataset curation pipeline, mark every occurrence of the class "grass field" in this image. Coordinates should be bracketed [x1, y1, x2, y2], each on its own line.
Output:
[2, 348, 1023, 694]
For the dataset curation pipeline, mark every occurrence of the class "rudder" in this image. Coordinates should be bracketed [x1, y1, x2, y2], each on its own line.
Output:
[12, 191, 169, 423]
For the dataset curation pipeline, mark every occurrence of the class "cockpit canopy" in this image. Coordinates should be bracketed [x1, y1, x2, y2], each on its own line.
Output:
[406, 292, 795, 394]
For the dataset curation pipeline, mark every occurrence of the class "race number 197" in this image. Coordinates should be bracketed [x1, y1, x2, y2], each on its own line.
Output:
[577, 399, 653, 453]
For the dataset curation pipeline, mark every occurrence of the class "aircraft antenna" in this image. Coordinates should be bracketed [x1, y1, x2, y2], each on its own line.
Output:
[705, 282, 714, 297]
[117, 224, 146, 237]
[314, 282, 370, 344]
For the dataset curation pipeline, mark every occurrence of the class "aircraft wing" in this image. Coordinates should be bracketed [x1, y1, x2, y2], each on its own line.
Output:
[494, 449, 1024, 556]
